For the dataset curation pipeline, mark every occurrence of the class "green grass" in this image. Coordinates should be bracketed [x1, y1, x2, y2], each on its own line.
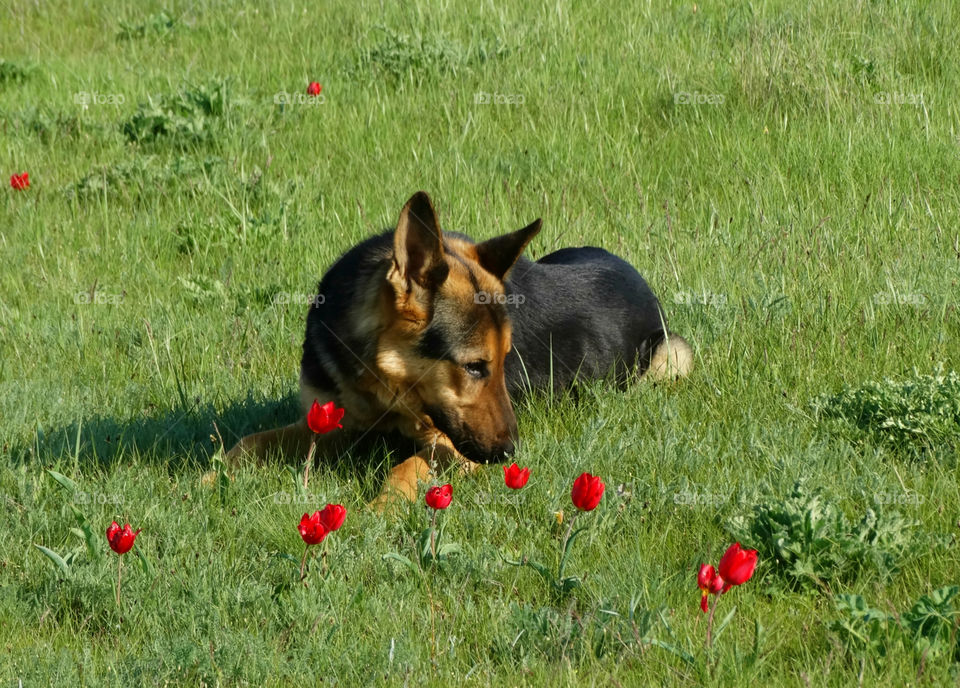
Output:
[2, 0, 960, 684]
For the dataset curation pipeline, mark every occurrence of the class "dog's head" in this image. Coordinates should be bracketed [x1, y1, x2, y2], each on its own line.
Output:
[377, 191, 541, 464]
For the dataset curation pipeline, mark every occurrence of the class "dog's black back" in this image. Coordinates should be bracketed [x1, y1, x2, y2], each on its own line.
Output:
[505, 247, 668, 394]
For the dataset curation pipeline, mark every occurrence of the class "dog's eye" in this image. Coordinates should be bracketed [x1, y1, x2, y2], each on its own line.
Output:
[463, 361, 489, 379]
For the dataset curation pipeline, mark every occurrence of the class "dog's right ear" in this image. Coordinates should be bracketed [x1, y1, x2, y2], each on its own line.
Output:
[475, 219, 542, 280]
[388, 192, 449, 321]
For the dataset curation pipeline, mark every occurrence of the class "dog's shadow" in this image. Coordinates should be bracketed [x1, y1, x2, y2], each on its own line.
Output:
[10, 393, 295, 470]
[12, 393, 414, 484]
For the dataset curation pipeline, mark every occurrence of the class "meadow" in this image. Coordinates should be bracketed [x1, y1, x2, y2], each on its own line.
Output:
[2, 0, 960, 684]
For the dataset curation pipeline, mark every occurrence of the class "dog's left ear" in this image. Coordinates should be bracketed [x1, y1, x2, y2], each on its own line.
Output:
[391, 191, 449, 289]
[475, 219, 542, 280]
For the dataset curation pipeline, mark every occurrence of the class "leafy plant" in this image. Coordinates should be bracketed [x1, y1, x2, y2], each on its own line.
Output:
[350, 27, 509, 82]
[383, 487, 461, 576]
[382, 521, 461, 575]
[503, 524, 586, 598]
[491, 603, 590, 664]
[33, 470, 106, 577]
[812, 369, 960, 456]
[828, 594, 892, 661]
[902, 586, 960, 661]
[12, 106, 87, 144]
[121, 80, 230, 145]
[489, 599, 690, 667]
[116, 11, 177, 41]
[0, 58, 34, 87]
[829, 587, 960, 666]
[727, 482, 916, 590]
[177, 275, 227, 305]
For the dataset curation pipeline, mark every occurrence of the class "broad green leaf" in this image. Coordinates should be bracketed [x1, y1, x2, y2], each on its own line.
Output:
[47, 469, 78, 494]
[382, 552, 419, 576]
[34, 544, 70, 576]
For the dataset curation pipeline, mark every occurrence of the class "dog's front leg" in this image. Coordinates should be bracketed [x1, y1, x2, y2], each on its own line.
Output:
[224, 419, 316, 465]
[370, 431, 479, 511]
[374, 454, 434, 506]
[202, 419, 330, 487]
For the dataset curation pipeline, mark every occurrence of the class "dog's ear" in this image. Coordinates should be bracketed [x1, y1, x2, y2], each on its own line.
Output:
[475, 219, 542, 280]
[391, 191, 449, 289]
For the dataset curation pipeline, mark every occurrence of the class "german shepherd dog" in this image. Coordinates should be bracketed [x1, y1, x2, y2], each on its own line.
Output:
[225, 192, 692, 505]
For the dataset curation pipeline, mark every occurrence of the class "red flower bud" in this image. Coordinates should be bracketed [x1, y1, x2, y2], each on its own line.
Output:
[106, 521, 141, 555]
[10, 172, 29, 190]
[697, 563, 716, 592]
[307, 82, 322, 96]
[425, 484, 452, 510]
[503, 463, 530, 489]
[570, 472, 604, 511]
[318, 503, 346, 532]
[718, 542, 758, 591]
[298, 511, 328, 545]
[696, 562, 728, 612]
[306, 399, 345, 434]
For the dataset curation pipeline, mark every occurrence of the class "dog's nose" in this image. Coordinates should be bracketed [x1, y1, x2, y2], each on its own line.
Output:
[498, 439, 516, 459]
[480, 441, 515, 464]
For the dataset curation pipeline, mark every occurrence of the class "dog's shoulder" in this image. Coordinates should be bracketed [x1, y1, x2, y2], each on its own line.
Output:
[302, 231, 394, 394]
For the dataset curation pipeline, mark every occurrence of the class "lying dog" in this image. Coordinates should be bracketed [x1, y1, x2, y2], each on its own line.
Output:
[226, 192, 692, 503]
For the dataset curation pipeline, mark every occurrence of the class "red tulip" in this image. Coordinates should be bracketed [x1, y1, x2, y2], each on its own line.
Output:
[697, 563, 716, 590]
[106, 521, 141, 555]
[570, 472, 604, 511]
[425, 484, 452, 510]
[10, 172, 29, 190]
[307, 82, 322, 96]
[503, 463, 530, 489]
[718, 542, 758, 591]
[697, 563, 725, 612]
[307, 399, 344, 434]
[318, 503, 346, 532]
[298, 511, 328, 545]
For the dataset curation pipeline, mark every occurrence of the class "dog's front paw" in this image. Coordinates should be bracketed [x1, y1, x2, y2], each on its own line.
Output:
[457, 459, 481, 475]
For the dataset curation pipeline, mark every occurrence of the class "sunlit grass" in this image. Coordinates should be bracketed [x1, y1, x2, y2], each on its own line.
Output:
[1, 0, 959, 684]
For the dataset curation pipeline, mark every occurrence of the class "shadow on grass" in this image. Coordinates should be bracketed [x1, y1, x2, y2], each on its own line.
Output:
[10, 392, 299, 471]
[10, 392, 420, 487]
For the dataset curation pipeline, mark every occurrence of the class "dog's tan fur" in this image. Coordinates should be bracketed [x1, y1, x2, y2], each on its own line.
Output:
[223, 193, 534, 508]
[221, 191, 690, 508]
